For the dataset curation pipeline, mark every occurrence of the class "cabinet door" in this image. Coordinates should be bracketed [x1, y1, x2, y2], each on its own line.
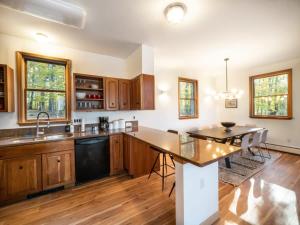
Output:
[130, 77, 141, 109]
[105, 78, 119, 110]
[0, 160, 6, 201]
[5, 155, 42, 198]
[42, 150, 75, 190]
[123, 134, 130, 171]
[128, 136, 160, 178]
[118, 79, 131, 110]
[141, 74, 155, 110]
[110, 134, 123, 175]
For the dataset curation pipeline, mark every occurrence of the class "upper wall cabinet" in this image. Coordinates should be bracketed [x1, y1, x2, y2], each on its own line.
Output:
[131, 74, 155, 110]
[105, 78, 119, 110]
[0, 64, 14, 112]
[74, 73, 105, 112]
[73, 73, 155, 111]
[118, 79, 131, 110]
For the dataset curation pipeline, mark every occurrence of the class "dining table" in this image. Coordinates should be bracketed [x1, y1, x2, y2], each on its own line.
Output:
[187, 126, 263, 168]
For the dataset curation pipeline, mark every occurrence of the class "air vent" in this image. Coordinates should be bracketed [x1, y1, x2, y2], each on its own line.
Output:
[0, 0, 86, 29]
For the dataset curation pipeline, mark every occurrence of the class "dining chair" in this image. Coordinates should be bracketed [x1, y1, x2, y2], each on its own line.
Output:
[248, 132, 265, 163]
[231, 134, 255, 173]
[259, 129, 271, 159]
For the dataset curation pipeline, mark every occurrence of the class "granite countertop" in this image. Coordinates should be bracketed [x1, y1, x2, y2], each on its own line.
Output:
[0, 126, 241, 167]
[0, 129, 125, 148]
[125, 127, 241, 167]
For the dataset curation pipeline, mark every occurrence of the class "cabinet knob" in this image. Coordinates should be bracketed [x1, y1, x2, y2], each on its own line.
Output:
[57, 160, 61, 163]
[19, 166, 23, 170]
[112, 103, 114, 106]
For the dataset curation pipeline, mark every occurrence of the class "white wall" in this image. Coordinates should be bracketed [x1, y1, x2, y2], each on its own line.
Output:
[216, 58, 300, 149]
[0, 33, 218, 132]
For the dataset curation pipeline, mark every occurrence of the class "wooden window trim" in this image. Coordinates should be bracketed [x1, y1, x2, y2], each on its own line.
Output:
[249, 69, 292, 120]
[16, 52, 72, 126]
[178, 77, 199, 120]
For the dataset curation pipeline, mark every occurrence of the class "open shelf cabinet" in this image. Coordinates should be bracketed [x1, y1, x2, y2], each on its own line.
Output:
[0, 64, 14, 112]
[73, 73, 105, 111]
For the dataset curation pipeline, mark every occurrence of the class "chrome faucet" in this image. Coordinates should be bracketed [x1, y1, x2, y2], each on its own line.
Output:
[36, 112, 50, 137]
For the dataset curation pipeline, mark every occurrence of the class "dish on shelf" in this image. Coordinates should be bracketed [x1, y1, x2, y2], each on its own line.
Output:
[91, 84, 99, 89]
[76, 92, 86, 99]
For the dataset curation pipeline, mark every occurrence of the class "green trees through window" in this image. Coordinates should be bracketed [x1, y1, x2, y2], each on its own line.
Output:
[178, 78, 198, 119]
[26, 60, 66, 120]
[250, 69, 292, 119]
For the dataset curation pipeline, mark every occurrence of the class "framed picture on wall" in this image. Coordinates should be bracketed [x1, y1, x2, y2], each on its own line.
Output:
[225, 99, 238, 108]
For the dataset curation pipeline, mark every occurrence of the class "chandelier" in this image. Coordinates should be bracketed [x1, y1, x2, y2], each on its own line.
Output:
[210, 58, 244, 100]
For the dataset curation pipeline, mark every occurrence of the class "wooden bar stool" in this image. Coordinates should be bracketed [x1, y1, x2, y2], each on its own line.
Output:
[148, 129, 177, 192]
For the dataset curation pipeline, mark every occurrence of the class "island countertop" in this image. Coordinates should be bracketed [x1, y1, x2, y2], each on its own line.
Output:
[125, 126, 241, 167]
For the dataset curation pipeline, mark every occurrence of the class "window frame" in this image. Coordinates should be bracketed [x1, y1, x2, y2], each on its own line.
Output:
[16, 51, 72, 125]
[178, 77, 199, 120]
[249, 69, 293, 120]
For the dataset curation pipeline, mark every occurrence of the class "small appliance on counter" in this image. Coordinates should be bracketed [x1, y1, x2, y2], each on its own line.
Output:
[99, 116, 109, 131]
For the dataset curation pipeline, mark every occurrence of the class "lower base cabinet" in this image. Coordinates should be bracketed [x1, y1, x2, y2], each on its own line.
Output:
[125, 134, 160, 178]
[110, 134, 124, 175]
[42, 150, 75, 190]
[0, 140, 75, 204]
[0, 155, 42, 201]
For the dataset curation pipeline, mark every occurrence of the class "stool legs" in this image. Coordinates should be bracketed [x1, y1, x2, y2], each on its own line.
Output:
[169, 182, 175, 197]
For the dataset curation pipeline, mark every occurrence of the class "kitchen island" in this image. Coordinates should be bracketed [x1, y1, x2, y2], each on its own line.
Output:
[125, 127, 241, 225]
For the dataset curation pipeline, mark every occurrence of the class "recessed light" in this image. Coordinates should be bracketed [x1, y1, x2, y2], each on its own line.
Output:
[164, 2, 187, 24]
[35, 33, 48, 43]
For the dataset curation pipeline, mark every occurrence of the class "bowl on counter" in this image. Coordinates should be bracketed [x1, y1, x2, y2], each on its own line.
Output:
[76, 92, 86, 99]
[221, 122, 236, 132]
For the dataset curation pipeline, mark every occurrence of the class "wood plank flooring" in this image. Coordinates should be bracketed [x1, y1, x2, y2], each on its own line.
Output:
[0, 152, 300, 225]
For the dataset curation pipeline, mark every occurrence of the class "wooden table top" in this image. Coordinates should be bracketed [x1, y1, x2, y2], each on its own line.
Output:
[125, 127, 241, 167]
[187, 126, 263, 140]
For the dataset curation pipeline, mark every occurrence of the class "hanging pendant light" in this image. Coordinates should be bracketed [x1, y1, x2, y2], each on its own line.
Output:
[209, 58, 244, 100]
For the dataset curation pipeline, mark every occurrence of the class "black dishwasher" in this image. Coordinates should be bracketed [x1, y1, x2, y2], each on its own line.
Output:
[75, 136, 109, 184]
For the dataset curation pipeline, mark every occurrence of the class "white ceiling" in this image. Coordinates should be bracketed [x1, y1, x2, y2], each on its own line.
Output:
[0, 0, 300, 72]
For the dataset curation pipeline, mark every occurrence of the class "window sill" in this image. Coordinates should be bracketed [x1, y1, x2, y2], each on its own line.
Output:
[179, 115, 199, 120]
[18, 119, 71, 126]
[249, 115, 293, 120]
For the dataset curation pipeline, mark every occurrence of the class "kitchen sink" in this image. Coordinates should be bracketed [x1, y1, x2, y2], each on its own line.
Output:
[9, 133, 74, 143]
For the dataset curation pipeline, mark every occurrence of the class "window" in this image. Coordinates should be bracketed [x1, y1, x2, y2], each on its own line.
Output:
[249, 69, 292, 119]
[16, 52, 71, 125]
[178, 77, 198, 119]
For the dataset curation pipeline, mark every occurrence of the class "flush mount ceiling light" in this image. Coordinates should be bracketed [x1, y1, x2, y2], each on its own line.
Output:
[0, 0, 86, 29]
[164, 2, 187, 24]
[35, 32, 48, 43]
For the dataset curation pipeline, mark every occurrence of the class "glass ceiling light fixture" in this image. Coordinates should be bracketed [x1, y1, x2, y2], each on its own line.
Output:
[0, 0, 86, 29]
[164, 2, 187, 24]
[212, 58, 244, 100]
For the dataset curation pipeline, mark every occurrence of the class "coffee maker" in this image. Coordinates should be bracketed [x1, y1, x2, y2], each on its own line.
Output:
[99, 117, 109, 131]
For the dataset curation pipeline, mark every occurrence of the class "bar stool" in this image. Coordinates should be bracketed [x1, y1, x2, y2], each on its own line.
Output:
[148, 129, 177, 192]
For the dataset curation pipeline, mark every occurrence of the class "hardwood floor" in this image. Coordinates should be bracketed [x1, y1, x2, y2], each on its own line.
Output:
[0, 152, 299, 225]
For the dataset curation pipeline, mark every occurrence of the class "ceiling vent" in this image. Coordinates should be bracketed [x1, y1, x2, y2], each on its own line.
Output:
[0, 0, 86, 29]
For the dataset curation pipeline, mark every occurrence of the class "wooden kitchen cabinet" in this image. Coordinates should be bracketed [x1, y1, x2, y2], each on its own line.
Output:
[0, 140, 74, 204]
[42, 150, 75, 190]
[110, 134, 123, 175]
[0, 64, 14, 112]
[105, 77, 119, 110]
[130, 74, 155, 110]
[1, 155, 42, 201]
[118, 79, 131, 110]
[126, 134, 159, 178]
